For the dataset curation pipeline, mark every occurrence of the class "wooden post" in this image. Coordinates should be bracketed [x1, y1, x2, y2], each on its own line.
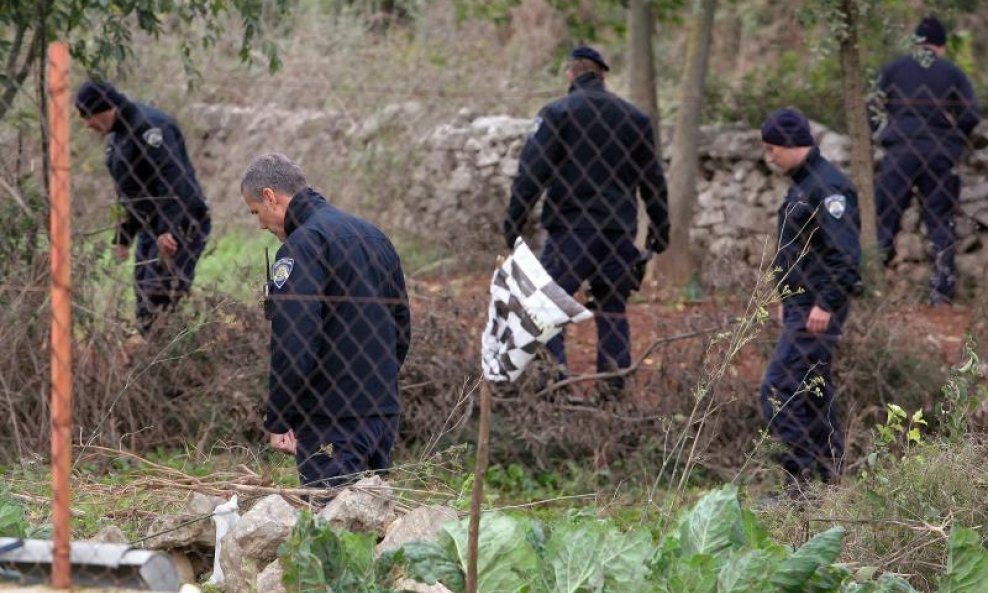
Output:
[466, 381, 491, 593]
[47, 40, 73, 590]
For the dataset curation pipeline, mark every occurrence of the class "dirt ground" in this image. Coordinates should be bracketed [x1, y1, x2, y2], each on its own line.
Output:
[420, 270, 976, 389]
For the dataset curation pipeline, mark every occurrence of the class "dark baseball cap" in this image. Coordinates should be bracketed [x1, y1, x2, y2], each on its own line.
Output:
[761, 108, 815, 148]
[568, 45, 610, 71]
[75, 80, 125, 118]
[915, 16, 947, 46]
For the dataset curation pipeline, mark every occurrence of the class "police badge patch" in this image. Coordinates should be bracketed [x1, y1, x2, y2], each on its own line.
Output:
[142, 127, 163, 148]
[528, 116, 543, 136]
[272, 258, 294, 289]
[824, 194, 847, 219]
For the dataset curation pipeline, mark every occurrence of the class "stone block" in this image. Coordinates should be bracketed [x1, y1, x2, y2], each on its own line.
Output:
[232, 495, 298, 563]
[318, 475, 397, 536]
[377, 505, 459, 555]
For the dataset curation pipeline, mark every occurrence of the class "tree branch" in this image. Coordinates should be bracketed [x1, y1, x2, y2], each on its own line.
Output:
[4, 23, 26, 83]
[535, 326, 723, 396]
[0, 24, 44, 122]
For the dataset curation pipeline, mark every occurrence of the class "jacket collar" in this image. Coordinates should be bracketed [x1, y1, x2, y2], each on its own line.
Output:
[284, 187, 327, 237]
[789, 146, 822, 185]
[569, 72, 606, 94]
[110, 100, 137, 136]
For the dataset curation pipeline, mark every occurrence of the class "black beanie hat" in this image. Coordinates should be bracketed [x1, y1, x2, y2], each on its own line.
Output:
[761, 108, 814, 148]
[568, 45, 610, 72]
[74, 80, 126, 117]
[915, 16, 947, 47]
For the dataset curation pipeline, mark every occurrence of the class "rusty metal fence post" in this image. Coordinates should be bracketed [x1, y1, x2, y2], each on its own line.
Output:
[47, 40, 73, 590]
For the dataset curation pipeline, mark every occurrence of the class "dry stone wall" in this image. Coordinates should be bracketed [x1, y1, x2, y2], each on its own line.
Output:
[175, 100, 988, 291]
[405, 116, 988, 290]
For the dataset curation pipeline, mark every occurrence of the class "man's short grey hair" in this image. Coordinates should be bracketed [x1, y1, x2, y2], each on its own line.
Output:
[241, 153, 308, 201]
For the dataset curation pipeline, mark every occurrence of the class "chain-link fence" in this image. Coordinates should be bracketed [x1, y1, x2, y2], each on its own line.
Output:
[0, 20, 986, 592]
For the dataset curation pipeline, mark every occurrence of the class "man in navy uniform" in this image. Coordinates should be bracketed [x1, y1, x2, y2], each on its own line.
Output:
[760, 109, 861, 493]
[240, 153, 411, 489]
[502, 45, 669, 396]
[75, 80, 211, 335]
[873, 16, 981, 305]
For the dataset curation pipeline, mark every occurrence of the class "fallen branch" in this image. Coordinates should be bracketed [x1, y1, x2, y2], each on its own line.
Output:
[535, 326, 723, 396]
[9, 493, 84, 518]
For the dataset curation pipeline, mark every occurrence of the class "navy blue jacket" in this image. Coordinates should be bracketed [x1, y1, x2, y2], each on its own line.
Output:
[265, 189, 411, 433]
[874, 50, 981, 161]
[774, 148, 861, 313]
[106, 100, 209, 246]
[504, 73, 669, 248]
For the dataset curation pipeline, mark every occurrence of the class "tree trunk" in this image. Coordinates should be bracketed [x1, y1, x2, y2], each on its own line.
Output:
[37, 1, 51, 206]
[839, 0, 877, 254]
[628, 0, 662, 281]
[711, 0, 742, 84]
[627, 0, 659, 151]
[657, 0, 718, 289]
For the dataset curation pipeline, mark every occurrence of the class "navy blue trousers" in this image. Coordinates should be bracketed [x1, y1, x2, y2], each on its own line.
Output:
[759, 302, 847, 483]
[540, 230, 639, 388]
[876, 147, 959, 301]
[133, 218, 210, 334]
[294, 415, 399, 489]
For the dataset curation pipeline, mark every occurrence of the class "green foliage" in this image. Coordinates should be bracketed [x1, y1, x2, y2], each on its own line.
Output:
[440, 513, 541, 592]
[651, 485, 858, 593]
[939, 528, 988, 593]
[380, 542, 465, 591]
[448, 0, 636, 44]
[935, 340, 986, 441]
[0, 173, 45, 272]
[866, 403, 927, 473]
[706, 51, 846, 130]
[194, 228, 282, 300]
[0, 493, 49, 539]
[543, 516, 653, 592]
[0, 494, 29, 538]
[677, 484, 740, 559]
[279, 510, 394, 593]
[0, 0, 286, 123]
[377, 485, 930, 593]
[769, 527, 844, 592]
[761, 437, 988, 591]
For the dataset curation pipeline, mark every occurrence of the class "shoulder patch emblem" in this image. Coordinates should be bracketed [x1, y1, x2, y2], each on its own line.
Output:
[142, 127, 163, 148]
[271, 258, 294, 289]
[528, 116, 543, 136]
[824, 194, 847, 219]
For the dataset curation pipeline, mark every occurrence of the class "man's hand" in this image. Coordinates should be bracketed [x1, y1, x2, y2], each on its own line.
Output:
[113, 244, 129, 262]
[269, 431, 297, 455]
[806, 305, 832, 335]
[646, 226, 669, 254]
[157, 232, 179, 258]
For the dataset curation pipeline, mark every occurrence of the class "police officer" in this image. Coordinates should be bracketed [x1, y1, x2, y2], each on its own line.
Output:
[240, 153, 411, 489]
[75, 80, 211, 335]
[873, 16, 981, 305]
[760, 109, 861, 493]
[503, 45, 669, 395]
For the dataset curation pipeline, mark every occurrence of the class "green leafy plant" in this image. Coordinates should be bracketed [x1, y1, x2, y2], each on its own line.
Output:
[0, 495, 29, 538]
[270, 479, 988, 593]
[936, 340, 986, 441]
[939, 528, 988, 593]
[875, 404, 927, 449]
[379, 485, 968, 593]
[278, 511, 394, 593]
[0, 493, 52, 539]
